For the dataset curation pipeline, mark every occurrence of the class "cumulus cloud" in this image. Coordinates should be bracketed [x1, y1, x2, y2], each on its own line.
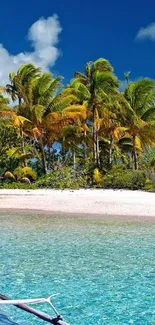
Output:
[0, 14, 62, 85]
[136, 22, 155, 41]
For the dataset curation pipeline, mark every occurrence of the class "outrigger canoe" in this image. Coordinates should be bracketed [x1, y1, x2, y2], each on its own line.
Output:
[0, 294, 70, 325]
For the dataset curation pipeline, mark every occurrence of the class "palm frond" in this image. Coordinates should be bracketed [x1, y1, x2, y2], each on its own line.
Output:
[93, 58, 113, 72]
[141, 106, 155, 121]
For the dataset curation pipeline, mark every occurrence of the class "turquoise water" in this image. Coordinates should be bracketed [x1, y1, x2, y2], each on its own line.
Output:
[0, 212, 155, 325]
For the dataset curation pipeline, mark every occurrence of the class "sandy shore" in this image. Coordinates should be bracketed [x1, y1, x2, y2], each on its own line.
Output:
[0, 189, 154, 217]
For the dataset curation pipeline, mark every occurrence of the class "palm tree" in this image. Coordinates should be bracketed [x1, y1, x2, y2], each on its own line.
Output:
[5, 63, 41, 164]
[59, 123, 89, 169]
[122, 79, 155, 169]
[73, 58, 119, 167]
[19, 73, 87, 174]
[6, 63, 41, 104]
[99, 111, 127, 168]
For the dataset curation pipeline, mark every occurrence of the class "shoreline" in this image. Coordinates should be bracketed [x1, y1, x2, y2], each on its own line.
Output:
[0, 189, 155, 219]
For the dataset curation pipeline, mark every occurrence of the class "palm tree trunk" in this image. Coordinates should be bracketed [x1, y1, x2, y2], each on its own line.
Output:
[93, 105, 96, 167]
[96, 131, 100, 168]
[109, 136, 114, 168]
[18, 96, 27, 167]
[62, 136, 67, 163]
[93, 104, 100, 168]
[93, 137, 97, 165]
[133, 135, 138, 170]
[93, 104, 97, 166]
[93, 126, 100, 167]
[93, 129, 100, 167]
[73, 150, 76, 169]
[93, 127, 97, 166]
[47, 145, 51, 171]
[20, 127, 27, 167]
[84, 129, 87, 159]
[39, 135, 47, 174]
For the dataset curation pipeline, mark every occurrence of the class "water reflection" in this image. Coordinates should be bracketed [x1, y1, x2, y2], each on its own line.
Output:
[0, 313, 18, 325]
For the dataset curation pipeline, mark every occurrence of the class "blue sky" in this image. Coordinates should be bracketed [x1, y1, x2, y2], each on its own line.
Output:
[0, 0, 155, 86]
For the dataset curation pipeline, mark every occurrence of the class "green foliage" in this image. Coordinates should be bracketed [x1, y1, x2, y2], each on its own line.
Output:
[29, 159, 44, 177]
[22, 167, 37, 181]
[141, 152, 155, 170]
[14, 166, 37, 181]
[0, 182, 34, 189]
[36, 167, 90, 189]
[93, 168, 102, 185]
[130, 170, 146, 190]
[101, 165, 130, 188]
[14, 167, 25, 180]
[0, 123, 20, 174]
[144, 178, 155, 192]
[101, 165, 147, 190]
[4, 171, 15, 181]
[1, 60, 155, 192]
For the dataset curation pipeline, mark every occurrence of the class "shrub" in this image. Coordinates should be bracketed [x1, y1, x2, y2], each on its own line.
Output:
[14, 167, 37, 181]
[101, 171, 131, 189]
[4, 171, 15, 181]
[100, 165, 147, 190]
[0, 182, 34, 189]
[144, 177, 155, 192]
[130, 170, 146, 190]
[93, 168, 102, 186]
[14, 167, 25, 181]
[36, 167, 90, 189]
[22, 167, 37, 181]
[100, 165, 129, 188]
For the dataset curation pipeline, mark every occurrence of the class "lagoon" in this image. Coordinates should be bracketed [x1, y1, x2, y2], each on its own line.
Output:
[0, 212, 155, 325]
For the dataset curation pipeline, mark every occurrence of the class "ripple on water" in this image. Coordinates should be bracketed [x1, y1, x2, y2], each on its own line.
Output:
[0, 212, 155, 325]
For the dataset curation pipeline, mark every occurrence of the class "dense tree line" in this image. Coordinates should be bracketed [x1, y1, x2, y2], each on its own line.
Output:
[0, 58, 155, 188]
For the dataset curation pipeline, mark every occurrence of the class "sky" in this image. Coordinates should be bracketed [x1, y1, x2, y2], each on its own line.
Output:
[0, 0, 155, 86]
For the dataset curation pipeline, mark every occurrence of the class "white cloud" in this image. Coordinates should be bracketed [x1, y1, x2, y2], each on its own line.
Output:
[0, 14, 62, 85]
[136, 22, 155, 41]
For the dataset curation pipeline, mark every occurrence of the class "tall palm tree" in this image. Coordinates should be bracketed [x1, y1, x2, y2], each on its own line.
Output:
[59, 123, 89, 168]
[6, 63, 41, 104]
[19, 73, 87, 174]
[98, 106, 127, 167]
[5, 63, 41, 164]
[122, 79, 155, 169]
[73, 58, 119, 167]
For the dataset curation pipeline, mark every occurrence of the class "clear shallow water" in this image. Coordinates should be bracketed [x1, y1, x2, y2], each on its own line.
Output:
[0, 213, 155, 325]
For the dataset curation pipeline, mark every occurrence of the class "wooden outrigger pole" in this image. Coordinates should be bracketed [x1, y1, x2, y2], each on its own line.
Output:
[0, 294, 69, 325]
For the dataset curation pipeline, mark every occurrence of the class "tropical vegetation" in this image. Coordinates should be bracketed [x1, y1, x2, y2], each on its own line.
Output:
[0, 59, 155, 191]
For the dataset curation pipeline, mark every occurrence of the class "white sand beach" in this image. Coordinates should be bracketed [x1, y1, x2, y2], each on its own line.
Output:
[0, 189, 154, 218]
